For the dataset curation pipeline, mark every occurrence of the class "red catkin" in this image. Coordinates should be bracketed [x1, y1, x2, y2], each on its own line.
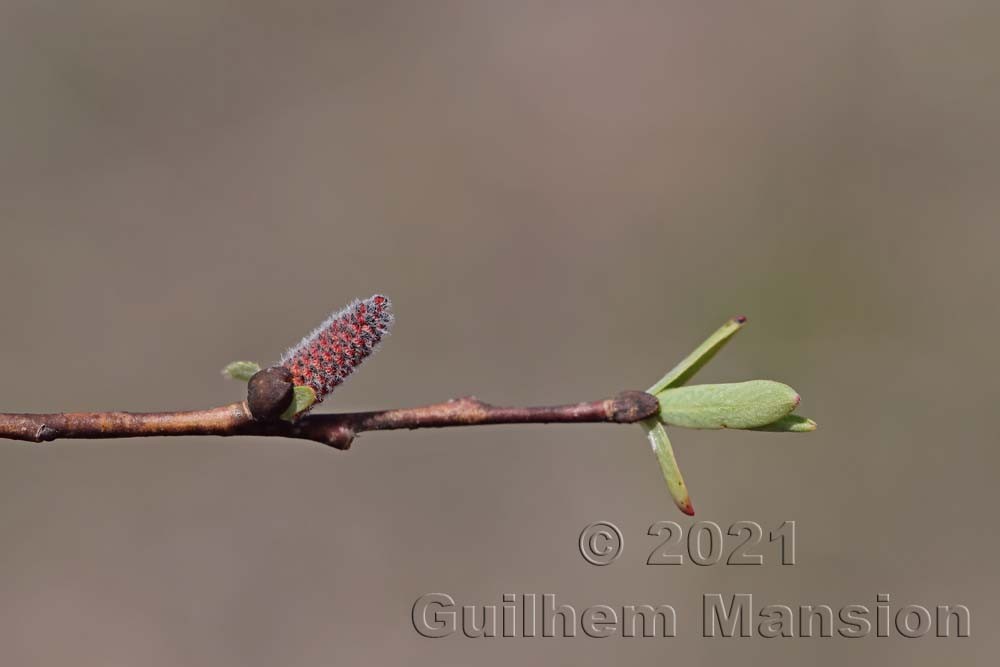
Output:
[280, 295, 393, 405]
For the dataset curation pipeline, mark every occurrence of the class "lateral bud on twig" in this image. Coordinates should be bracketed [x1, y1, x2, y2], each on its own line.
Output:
[247, 366, 295, 421]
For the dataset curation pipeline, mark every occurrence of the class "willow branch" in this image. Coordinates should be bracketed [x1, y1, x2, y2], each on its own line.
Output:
[0, 391, 660, 450]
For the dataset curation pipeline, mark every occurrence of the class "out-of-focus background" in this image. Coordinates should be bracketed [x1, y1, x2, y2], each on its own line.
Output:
[1, 1, 997, 664]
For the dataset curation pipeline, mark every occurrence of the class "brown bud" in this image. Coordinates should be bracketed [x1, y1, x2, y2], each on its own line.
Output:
[610, 390, 660, 423]
[247, 366, 295, 421]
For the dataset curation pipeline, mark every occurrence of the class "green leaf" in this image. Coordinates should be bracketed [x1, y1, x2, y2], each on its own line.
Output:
[280, 385, 317, 421]
[641, 418, 694, 515]
[657, 380, 800, 430]
[221, 361, 261, 382]
[647, 316, 747, 394]
[750, 414, 817, 432]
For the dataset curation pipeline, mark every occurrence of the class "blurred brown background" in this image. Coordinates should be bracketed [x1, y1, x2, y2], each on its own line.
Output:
[1, 1, 997, 664]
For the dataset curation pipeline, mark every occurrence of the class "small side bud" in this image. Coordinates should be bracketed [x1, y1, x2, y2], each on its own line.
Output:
[247, 366, 295, 421]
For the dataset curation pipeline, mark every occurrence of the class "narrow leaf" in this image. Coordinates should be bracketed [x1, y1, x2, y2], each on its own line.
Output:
[750, 414, 817, 432]
[657, 380, 800, 430]
[221, 361, 261, 382]
[641, 418, 694, 516]
[647, 316, 747, 394]
[280, 385, 317, 421]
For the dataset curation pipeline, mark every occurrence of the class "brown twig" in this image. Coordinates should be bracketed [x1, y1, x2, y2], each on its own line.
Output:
[0, 390, 660, 450]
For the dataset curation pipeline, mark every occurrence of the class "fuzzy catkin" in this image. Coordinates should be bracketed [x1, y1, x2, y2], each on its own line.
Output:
[279, 295, 393, 404]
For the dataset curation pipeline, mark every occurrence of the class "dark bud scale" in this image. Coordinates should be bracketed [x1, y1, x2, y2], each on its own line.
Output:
[246, 366, 295, 421]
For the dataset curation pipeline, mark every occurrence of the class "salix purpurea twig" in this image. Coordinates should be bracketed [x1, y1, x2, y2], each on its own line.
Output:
[0, 295, 816, 515]
[0, 392, 660, 449]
